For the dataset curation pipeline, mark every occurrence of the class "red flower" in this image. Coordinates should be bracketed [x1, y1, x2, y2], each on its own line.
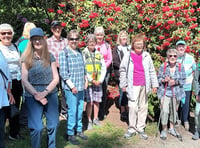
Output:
[187, 31, 191, 36]
[107, 18, 114, 21]
[184, 36, 190, 40]
[57, 10, 63, 14]
[167, 20, 174, 24]
[163, 41, 170, 46]
[71, 18, 75, 22]
[176, 21, 183, 26]
[165, 25, 170, 30]
[173, 6, 180, 11]
[138, 24, 142, 28]
[89, 12, 98, 19]
[159, 36, 165, 40]
[192, 17, 197, 21]
[61, 22, 66, 27]
[189, 8, 195, 13]
[162, 6, 170, 12]
[166, 38, 172, 42]
[186, 18, 193, 22]
[47, 9, 54, 13]
[128, 28, 133, 32]
[192, 2, 198, 6]
[156, 46, 161, 50]
[157, 22, 161, 26]
[197, 8, 200, 12]
[58, 3, 66, 7]
[114, 6, 121, 12]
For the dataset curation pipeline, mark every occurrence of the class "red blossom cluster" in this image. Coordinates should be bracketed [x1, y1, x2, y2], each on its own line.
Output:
[79, 19, 90, 28]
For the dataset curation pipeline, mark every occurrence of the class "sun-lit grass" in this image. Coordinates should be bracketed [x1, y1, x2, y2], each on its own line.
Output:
[5, 118, 158, 148]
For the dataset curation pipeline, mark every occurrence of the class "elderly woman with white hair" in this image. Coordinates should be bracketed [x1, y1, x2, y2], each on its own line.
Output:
[0, 23, 23, 140]
[94, 26, 112, 120]
[157, 48, 186, 140]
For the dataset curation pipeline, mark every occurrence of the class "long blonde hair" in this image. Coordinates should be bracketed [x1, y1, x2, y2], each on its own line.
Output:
[116, 30, 130, 45]
[22, 22, 36, 39]
[21, 38, 50, 70]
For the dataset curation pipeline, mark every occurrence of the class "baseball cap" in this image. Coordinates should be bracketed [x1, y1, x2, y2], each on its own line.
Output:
[51, 20, 61, 28]
[176, 40, 186, 46]
[30, 27, 44, 38]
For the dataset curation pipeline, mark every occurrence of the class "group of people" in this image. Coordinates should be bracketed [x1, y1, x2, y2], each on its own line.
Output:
[0, 20, 200, 148]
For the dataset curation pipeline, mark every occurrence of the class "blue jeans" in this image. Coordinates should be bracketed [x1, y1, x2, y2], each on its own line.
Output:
[25, 92, 59, 148]
[181, 91, 191, 122]
[0, 108, 5, 148]
[64, 90, 84, 135]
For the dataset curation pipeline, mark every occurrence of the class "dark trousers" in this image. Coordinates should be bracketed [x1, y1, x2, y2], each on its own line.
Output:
[180, 91, 192, 122]
[57, 68, 67, 117]
[0, 108, 5, 148]
[5, 79, 23, 136]
[98, 71, 110, 119]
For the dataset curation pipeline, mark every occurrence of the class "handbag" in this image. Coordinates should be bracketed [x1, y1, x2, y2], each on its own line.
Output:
[10, 104, 19, 118]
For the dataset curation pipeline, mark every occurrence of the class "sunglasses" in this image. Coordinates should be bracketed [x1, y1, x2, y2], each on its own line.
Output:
[69, 38, 79, 41]
[169, 55, 177, 58]
[0, 32, 12, 35]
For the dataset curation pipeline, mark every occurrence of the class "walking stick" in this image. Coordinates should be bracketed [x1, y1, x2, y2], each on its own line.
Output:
[171, 86, 183, 141]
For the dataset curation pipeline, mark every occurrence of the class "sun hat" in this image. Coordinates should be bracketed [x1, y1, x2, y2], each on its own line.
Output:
[30, 27, 44, 38]
[176, 40, 186, 46]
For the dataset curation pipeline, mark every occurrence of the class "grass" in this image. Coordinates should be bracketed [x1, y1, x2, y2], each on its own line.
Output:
[5, 118, 158, 148]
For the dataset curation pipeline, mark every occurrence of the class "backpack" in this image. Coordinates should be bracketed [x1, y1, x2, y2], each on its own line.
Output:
[15, 37, 27, 47]
[163, 61, 181, 74]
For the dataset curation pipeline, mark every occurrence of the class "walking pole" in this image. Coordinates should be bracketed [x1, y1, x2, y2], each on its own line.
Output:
[155, 83, 167, 137]
[171, 86, 183, 141]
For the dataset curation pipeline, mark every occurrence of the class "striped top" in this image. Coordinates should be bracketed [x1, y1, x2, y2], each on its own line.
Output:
[0, 43, 21, 80]
[177, 53, 196, 91]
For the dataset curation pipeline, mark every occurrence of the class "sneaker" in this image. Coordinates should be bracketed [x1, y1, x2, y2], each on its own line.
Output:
[168, 128, 181, 138]
[184, 122, 189, 131]
[138, 131, 148, 140]
[76, 132, 88, 140]
[192, 130, 199, 140]
[160, 130, 167, 140]
[93, 118, 101, 126]
[87, 121, 93, 130]
[175, 120, 181, 127]
[124, 131, 136, 139]
[68, 135, 79, 145]
[9, 134, 23, 141]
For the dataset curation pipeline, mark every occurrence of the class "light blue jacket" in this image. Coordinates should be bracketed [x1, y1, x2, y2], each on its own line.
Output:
[0, 50, 11, 109]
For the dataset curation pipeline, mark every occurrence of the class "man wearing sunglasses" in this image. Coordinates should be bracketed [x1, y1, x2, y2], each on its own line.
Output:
[176, 40, 196, 131]
[47, 20, 68, 120]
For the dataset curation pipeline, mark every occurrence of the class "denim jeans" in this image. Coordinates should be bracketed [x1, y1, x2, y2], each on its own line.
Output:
[0, 108, 5, 148]
[64, 90, 84, 135]
[25, 92, 59, 148]
[181, 91, 192, 122]
[195, 101, 200, 130]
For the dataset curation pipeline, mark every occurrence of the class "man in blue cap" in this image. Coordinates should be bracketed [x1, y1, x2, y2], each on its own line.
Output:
[176, 40, 196, 131]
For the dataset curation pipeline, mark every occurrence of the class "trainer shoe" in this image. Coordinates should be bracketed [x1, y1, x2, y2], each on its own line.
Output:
[168, 128, 181, 138]
[192, 130, 199, 140]
[87, 121, 93, 130]
[68, 135, 79, 145]
[93, 118, 101, 126]
[138, 131, 148, 140]
[76, 132, 88, 140]
[124, 131, 136, 139]
[160, 130, 167, 140]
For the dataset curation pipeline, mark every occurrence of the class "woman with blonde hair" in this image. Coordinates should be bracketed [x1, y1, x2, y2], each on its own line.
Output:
[94, 26, 112, 120]
[113, 30, 130, 122]
[17, 22, 36, 55]
[21, 27, 59, 148]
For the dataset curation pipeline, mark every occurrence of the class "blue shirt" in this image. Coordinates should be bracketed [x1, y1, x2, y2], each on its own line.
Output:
[59, 46, 86, 91]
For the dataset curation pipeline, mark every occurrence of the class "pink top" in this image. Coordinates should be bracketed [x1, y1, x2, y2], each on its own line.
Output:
[95, 41, 112, 68]
[131, 52, 145, 86]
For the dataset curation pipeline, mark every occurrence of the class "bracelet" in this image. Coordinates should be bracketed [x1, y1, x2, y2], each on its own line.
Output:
[44, 88, 49, 94]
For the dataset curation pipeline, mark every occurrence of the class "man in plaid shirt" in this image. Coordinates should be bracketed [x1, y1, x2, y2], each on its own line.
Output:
[47, 20, 68, 120]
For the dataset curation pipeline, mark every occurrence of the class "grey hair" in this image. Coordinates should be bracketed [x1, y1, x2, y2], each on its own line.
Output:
[85, 34, 97, 44]
[0, 23, 14, 35]
[94, 26, 105, 35]
[167, 48, 178, 56]
[67, 29, 79, 39]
